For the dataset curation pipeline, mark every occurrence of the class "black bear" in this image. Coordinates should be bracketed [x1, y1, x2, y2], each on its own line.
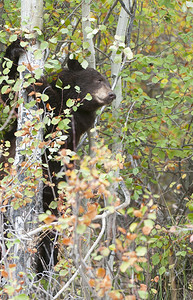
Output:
[0, 39, 116, 275]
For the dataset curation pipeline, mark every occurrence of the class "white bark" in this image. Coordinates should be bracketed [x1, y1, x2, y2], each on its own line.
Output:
[21, 0, 43, 31]
[82, 0, 96, 69]
[106, 2, 134, 296]
[9, 0, 44, 285]
[111, 0, 131, 109]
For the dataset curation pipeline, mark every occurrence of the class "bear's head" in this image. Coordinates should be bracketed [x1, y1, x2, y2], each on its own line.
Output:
[66, 59, 116, 111]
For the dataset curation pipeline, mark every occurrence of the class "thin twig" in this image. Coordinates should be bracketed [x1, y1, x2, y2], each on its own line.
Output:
[53, 216, 106, 299]
[95, 181, 131, 220]
[0, 92, 18, 132]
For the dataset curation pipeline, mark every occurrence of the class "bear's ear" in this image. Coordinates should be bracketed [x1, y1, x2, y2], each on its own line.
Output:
[67, 59, 84, 71]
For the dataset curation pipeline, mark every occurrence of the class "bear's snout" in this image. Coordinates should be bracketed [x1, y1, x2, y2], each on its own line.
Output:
[108, 91, 116, 101]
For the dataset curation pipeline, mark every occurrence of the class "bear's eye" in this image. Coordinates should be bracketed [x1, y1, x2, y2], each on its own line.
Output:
[97, 79, 103, 83]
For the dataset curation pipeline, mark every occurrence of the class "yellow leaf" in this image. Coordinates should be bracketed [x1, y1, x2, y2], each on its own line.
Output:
[161, 78, 168, 84]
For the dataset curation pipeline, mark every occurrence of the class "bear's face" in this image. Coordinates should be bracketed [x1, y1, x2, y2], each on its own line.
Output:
[74, 69, 115, 110]
[65, 59, 116, 111]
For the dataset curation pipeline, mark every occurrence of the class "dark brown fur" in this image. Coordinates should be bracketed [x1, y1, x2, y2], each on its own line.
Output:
[0, 40, 116, 275]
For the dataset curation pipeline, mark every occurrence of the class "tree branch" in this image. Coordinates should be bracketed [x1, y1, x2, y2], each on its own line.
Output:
[53, 216, 106, 299]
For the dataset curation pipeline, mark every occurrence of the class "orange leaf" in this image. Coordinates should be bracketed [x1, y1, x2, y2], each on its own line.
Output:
[142, 226, 152, 235]
[126, 233, 137, 240]
[44, 214, 56, 224]
[9, 264, 16, 268]
[39, 141, 48, 149]
[25, 63, 34, 72]
[118, 226, 126, 234]
[28, 91, 36, 97]
[125, 296, 136, 300]
[82, 214, 91, 226]
[140, 284, 147, 291]
[15, 192, 22, 198]
[1, 270, 8, 277]
[34, 82, 43, 86]
[62, 237, 73, 246]
[109, 291, 124, 300]
[176, 184, 182, 190]
[88, 278, 96, 287]
[134, 210, 142, 218]
[153, 276, 159, 283]
[79, 206, 85, 214]
[134, 263, 143, 271]
[28, 247, 37, 254]
[15, 286, 23, 292]
[100, 274, 111, 290]
[85, 203, 98, 220]
[96, 268, 106, 278]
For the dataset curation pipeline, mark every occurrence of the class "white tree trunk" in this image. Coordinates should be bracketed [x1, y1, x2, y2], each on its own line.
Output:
[82, 0, 96, 69]
[9, 0, 44, 286]
[111, 0, 131, 108]
[105, 2, 134, 297]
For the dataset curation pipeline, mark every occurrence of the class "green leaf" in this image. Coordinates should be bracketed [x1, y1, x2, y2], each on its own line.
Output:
[51, 117, 60, 125]
[133, 168, 139, 175]
[3, 106, 10, 114]
[17, 65, 26, 72]
[76, 224, 87, 234]
[159, 266, 166, 275]
[59, 270, 68, 277]
[8, 158, 14, 163]
[49, 37, 57, 44]
[56, 78, 63, 89]
[63, 84, 71, 90]
[39, 212, 51, 222]
[144, 219, 154, 227]
[136, 246, 147, 256]
[24, 190, 35, 198]
[34, 68, 43, 79]
[93, 255, 103, 261]
[120, 261, 130, 273]
[81, 60, 88, 69]
[9, 34, 18, 42]
[100, 247, 110, 257]
[109, 244, 116, 251]
[176, 251, 186, 257]
[99, 24, 106, 32]
[14, 294, 30, 300]
[188, 203, 193, 211]
[41, 94, 49, 102]
[58, 181, 67, 189]
[5, 141, 10, 147]
[58, 119, 70, 130]
[187, 213, 193, 223]
[1, 85, 10, 94]
[83, 41, 90, 49]
[138, 291, 148, 299]
[85, 93, 92, 101]
[152, 253, 160, 265]
[129, 222, 138, 232]
[66, 99, 75, 108]
[40, 41, 49, 50]
[25, 100, 36, 109]
[124, 47, 133, 59]
[3, 68, 11, 75]
[49, 201, 58, 209]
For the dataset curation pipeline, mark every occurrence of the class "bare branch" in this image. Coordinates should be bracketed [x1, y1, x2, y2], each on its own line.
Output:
[53, 217, 106, 299]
